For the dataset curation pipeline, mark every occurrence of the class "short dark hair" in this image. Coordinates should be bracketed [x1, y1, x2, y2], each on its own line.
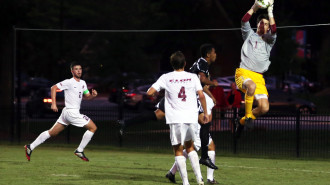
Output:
[257, 14, 269, 24]
[70, 62, 81, 70]
[200, 43, 215, 58]
[170, 51, 186, 70]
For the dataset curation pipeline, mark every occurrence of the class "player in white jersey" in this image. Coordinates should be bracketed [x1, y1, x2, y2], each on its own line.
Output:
[166, 88, 219, 184]
[147, 51, 208, 185]
[235, 0, 277, 138]
[24, 62, 98, 162]
[118, 93, 219, 184]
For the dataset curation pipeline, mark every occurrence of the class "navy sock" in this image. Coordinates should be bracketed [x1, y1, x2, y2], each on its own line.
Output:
[200, 122, 211, 159]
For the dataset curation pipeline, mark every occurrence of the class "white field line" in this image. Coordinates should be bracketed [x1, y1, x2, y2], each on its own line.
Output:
[51, 174, 80, 177]
[221, 164, 330, 174]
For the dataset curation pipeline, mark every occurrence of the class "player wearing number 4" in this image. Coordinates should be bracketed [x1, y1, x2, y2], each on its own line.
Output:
[24, 62, 98, 162]
[235, 0, 277, 138]
[147, 51, 208, 185]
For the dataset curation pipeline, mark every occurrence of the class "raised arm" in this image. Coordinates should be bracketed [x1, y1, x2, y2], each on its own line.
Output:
[241, 2, 259, 40]
[267, 1, 277, 34]
[242, 2, 259, 23]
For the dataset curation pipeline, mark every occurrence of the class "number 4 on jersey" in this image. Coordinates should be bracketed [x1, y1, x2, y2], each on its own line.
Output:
[178, 86, 186, 102]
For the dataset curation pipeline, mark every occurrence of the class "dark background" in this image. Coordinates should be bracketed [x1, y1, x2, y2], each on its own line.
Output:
[1, 0, 330, 131]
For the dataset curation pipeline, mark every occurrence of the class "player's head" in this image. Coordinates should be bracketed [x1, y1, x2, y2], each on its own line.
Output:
[257, 14, 270, 35]
[200, 43, 216, 63]
[70, 62, 82, 79]
[170, 51, 186, 70]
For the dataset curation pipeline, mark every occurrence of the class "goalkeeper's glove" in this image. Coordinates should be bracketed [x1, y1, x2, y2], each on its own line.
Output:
[267, 0, 274, 18]
[251, 2, 259, 13]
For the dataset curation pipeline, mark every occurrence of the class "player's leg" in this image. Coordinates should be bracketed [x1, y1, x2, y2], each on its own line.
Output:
[74, 119, 97, 161]
[171, 123, 192, 185]
[24, 122, 66, 161]
[252, 96, 269, 117]
[185, 140, 204, 185]
[234, 69, 256, 137]
[167, 121, 203, 183]
[78, 119, 97, 151]
[173, 144, 190, 185]
[240, 79, 256, 127]
[199, 113, 218, 170]
[207, 140, 219, 184]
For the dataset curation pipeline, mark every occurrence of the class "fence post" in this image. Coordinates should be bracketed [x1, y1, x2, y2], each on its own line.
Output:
[118, 88, 124, 147]
[233, 108, 237, 154]
[296, 110, 301, 157]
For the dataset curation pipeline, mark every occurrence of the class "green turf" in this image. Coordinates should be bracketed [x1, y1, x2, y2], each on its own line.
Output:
[1, 145, 330, 185]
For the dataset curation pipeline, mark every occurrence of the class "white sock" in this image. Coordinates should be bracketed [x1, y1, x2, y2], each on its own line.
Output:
[170, 149, 188, 174]
[175, 156, 189, 185]
[30, 131, 51, 150]
[188, 150, 203, 183]
[169, 161, 177, 174]
[207, 151, 216, 181]
[77, 130, 94, 152]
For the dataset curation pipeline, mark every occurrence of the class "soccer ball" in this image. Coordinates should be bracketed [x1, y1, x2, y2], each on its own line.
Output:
[255, 0, 273, 9]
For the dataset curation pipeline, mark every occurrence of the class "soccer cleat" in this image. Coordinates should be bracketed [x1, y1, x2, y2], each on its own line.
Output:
[199, 157, 218, 170]
[24, 145, 32, 161]
[74, 150, 89, 161]
[197, 178, 204, 185]
[165, 171, 176, 183]
[244, 117, 254, 129]
[117, 120, 125, 136]
[234, 118, 244, 139]
[207, 179, 219, 184]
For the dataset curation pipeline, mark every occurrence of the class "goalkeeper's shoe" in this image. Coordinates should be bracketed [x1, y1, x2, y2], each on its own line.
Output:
[24, 145, 32, 161]
[74, 150, 89, 161]
[165, 171, 176, 183]
[244, 117, 254, 129]
[234, 118, 244, 139]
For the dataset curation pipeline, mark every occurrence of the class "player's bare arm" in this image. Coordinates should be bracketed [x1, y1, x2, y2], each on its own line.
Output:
[147, 87, 157, 96]
[197, 90, 209, 124]
[203, 85, 217, 104]
[50, 85, 59, 112]
[84, 89, 98, 100]
[199, 72, 217, 86]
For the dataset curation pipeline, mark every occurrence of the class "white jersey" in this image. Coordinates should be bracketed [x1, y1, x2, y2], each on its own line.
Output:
[56, 78, 89, 110]
[151, 71, 202, 124]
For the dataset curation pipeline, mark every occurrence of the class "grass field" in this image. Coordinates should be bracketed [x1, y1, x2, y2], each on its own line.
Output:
[1, 145, 330, 185]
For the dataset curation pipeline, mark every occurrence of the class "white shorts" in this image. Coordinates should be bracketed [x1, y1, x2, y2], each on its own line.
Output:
[198, 93, 215, 116]
[191, 123, 212, 151]
[169, 123, 194, 146]
[56, 107, 90, 127]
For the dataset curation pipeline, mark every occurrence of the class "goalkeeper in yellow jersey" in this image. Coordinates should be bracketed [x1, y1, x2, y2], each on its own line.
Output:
[235, 0, 277, 138]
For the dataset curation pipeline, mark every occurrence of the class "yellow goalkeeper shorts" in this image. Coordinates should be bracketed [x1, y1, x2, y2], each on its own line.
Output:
[235, 68, 268, 96]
